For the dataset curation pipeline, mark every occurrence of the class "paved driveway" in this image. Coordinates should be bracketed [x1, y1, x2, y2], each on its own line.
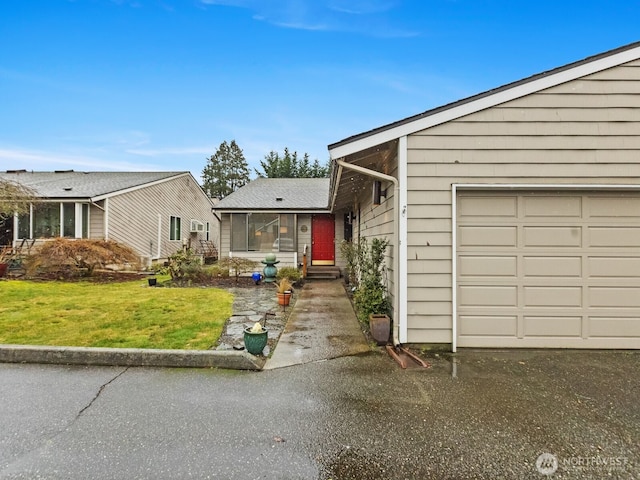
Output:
[0, 349, 638, 479]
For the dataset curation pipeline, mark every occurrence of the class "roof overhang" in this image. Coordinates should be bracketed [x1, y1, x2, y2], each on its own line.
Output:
[329, 41, 640, 160]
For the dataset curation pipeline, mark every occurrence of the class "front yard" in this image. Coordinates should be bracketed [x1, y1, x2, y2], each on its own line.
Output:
[0, 278, 233, 350]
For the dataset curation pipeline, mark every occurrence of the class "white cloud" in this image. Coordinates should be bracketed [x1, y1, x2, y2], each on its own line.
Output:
[0, 147, 161, 172]
[198, 0, 418, 36]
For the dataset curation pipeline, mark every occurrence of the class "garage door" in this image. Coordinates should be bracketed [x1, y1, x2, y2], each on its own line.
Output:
[457, 191, 640, 349]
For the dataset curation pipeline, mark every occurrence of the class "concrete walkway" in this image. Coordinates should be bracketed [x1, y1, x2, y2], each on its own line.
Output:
[264, 279, 371, 369]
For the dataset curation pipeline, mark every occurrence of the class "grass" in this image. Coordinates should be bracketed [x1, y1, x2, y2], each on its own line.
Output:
[0, 277, 233, 350]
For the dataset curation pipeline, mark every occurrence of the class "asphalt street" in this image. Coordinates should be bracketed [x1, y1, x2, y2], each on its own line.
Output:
[1, 349, 639, 479]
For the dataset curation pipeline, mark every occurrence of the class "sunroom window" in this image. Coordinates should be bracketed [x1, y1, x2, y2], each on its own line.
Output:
[231, 213, 295, 252]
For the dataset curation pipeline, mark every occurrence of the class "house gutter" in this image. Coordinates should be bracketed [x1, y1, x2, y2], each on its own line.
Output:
[334, 159, 400, 347]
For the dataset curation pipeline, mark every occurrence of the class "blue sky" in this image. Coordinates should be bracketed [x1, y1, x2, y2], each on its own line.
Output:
[1, 1, 638, 182]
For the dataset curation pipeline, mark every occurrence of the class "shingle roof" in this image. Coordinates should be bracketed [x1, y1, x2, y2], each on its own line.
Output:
[0, 171, 187, 199]
[213, 178, 330, 210]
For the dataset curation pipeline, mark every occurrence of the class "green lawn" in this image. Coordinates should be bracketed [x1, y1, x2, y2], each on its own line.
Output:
[0, 278, 233, 350]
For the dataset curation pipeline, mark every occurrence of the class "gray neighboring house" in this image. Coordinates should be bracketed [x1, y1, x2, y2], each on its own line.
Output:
[328, 40, 640, 351]
[0, 171, 218, 264]
[213, 178, 340, 269]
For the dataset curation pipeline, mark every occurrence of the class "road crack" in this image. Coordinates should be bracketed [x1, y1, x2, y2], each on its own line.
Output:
[76, 367, 130, 419]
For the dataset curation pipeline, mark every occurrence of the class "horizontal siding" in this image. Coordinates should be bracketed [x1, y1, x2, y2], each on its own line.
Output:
[405, 59, 640, 346]
[89, 203, 104, 239]
[107, 175, 217, 264]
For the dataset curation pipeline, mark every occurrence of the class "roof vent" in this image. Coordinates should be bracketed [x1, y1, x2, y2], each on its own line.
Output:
[55, 169, 74, 173]
[64, 187, 73, 191]
[276, 197, 283, 201]
[6, 169, 26, 174]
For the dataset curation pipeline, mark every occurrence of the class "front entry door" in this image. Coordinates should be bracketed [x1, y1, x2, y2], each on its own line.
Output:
[311, 214, 335, 266]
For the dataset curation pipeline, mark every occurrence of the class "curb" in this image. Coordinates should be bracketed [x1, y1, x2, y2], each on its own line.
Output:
[0, 345, 265, 371]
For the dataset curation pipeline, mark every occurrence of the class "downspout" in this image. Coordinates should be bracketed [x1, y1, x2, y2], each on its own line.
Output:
[335, 159, 401, 347]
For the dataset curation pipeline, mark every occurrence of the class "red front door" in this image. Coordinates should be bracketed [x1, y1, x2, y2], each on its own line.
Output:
[311, 214, 335, 265]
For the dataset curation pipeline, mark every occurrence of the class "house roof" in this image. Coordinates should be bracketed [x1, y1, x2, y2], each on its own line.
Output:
[0, 171, 188, 199]
[328, 40, 640, 159]
[213, 178, 330, 211]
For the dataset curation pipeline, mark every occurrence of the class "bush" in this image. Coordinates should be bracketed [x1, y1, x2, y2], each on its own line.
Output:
[217, 257, 259, 283]
[353, 237, 391, 323]
[276, 266, 301, 285]
[166, 248, 203, 283]
[26, 238, 140, 279]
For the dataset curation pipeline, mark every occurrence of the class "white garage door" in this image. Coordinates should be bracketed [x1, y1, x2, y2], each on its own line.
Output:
[457, 191, 640, 349]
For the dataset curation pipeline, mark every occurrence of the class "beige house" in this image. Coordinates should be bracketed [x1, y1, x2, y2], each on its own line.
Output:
[213, 178, 342, 271]
[329, 41, 640, 350]
[0, 171, 217, 264]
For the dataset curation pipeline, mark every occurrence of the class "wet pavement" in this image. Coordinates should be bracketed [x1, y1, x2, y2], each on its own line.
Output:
[264, 280, 370, 369]
[214, 283, 291, 357]
[1, 349, 638, 479]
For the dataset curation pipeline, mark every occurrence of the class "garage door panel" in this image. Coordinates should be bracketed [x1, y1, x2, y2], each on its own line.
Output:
[524, 316, 583, 337]
[458, 196, 517, 217]
[588, 196, 640, 218]
[457, 191, 640, 349]
[589, 287, 640, 307]
[459, 286, 517, 306]
[459, 255, 517, 277]
[459, 226, 517, 247]
[524, 286, 583, 307]
[589, 227, 640, 247]
[590, 317, 640, 337]
[523, 196, 582, 217]
[459, 316, 517, 336]
[589, 257, 640, 277]
[523, 256, 582, 277]
[524, 226, 582, 247]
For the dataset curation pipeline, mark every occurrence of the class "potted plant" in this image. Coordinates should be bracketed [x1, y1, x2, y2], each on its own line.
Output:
[243, 321, 268, 355]
[275, 277, 293, 306]
[353, 238, 392, 345]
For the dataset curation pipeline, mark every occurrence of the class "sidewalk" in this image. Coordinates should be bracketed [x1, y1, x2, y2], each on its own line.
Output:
[264, 279, 371, 369]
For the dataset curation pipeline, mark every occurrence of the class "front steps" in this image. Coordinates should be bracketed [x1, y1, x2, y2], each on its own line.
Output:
[305, 265, 341, 280]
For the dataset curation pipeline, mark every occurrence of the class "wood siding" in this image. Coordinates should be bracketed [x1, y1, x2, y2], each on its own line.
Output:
[106, 175, 217, 264]
[406, 59, 640, 345]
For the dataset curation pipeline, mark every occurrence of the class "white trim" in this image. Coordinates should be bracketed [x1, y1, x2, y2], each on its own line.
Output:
[451, 185, 458, 353]
[214, 209, 330, 215]
[104, 198, 109, 240]
[156, 214, 162, 259]
[329, 45, 640, 160]
[74, 203, 83, 238]
[451, 182, 640, 352]
[398, 136, 408, 344]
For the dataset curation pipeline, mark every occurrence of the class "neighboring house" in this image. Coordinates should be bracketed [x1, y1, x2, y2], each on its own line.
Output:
[213, 178, 339, 269]
[328, 41, 640, 351]
[0, 171, 218, 264]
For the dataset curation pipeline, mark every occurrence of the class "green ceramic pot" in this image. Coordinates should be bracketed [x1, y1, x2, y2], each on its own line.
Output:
[243, 328, 268, 355]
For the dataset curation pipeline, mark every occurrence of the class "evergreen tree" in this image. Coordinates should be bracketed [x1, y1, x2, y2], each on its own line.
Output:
[255, 148, 329, 178]
[201, 140, 250, 198]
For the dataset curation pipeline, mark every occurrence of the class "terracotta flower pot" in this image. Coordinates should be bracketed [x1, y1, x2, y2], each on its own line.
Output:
[277, 291, 292, 306]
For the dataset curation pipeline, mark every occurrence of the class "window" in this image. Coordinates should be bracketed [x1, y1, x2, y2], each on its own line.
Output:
[63, 203, 75, 237]
[170, 216, 181, 241]
[33, 204, 60, 238]
[20, 202, 90, 240]
[230, 213, 295, 252]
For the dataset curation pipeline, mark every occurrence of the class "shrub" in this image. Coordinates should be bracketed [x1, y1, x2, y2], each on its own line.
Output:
[353, 237, 391, 323]
[276, 266, 301, 284]
[25, 238, 140, 279]
[166, 248, 203, 283]
[217, 257, 259, 283]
